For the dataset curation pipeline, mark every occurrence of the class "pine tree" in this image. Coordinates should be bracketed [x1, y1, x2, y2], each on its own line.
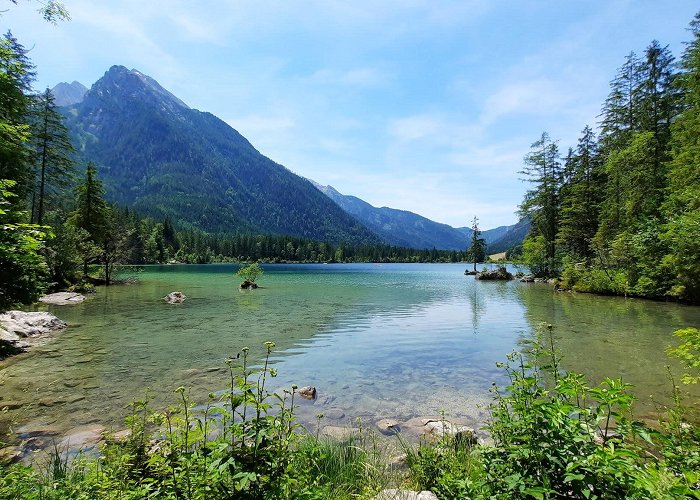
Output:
[29, 87, 75, 225]
[467, 216, 486, 272]
[0, 31, 35, 202]
[599, 52, 643, 157]
[664, 11, 700, 302]
[69, 162, 110, 277]
[519, 132, 562, 276]
[558, 126, 602, 261]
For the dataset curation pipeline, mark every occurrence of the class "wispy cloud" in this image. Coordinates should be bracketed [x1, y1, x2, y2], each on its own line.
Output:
[307, 67, 392, 88]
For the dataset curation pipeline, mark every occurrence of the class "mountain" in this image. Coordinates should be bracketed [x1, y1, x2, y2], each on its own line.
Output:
[313, 182, 471, 250]
[50, 81, 87, 106]
[486, 218, 531, 253]
[456, 224, 512, 246]
[58, 66, 379, 245]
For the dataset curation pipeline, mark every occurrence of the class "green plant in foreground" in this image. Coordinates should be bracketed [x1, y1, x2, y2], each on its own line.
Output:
[2, 331, 700, 499]
[667, 327, 700, 384]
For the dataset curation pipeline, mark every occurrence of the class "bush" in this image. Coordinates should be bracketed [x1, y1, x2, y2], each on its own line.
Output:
[236, 262, 263, 285]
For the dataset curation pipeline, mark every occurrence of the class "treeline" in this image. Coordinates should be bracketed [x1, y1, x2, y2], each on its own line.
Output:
[516, 12, 700, 304]
[92, 208, 470, 266]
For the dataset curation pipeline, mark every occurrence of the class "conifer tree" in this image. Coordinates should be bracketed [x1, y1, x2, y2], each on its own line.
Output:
[29, 87, 75, 225]
[69, 162, 110, 277]
[519, 132, 562, 276]
[558, 126, 602, 261]
[467, 216, 486, 272]
[0, 31, 35, 202]
[664, 11, 700, 302]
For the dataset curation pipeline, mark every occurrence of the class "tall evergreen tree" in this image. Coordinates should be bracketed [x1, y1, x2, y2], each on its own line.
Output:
[0, 31, 35, 202]
[558, 126, 602, 261]
[519, 132, 562, 275]
[664, 11, 700, 302]
[599, 52, 643, 157]
[467, 216, 486, 272]
[69, 162, 110, 277]
[29, 87, 75, 225]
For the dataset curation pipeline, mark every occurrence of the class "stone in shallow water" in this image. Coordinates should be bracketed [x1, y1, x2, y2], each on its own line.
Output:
[163, 291, 186, 303]
[0, 311, 66, 339]
[323, 408, 345, 420]
[58, 425, 105, 450]
[297, 386, 317, 400]
[375, 418, 401, 435]
[39, 292, 86, 305]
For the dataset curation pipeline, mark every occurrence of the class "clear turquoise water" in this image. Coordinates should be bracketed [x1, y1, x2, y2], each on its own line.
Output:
[1, 263, 699, 450]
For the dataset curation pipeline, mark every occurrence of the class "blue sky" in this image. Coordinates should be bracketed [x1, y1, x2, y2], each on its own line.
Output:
[3, 1, 699, 229]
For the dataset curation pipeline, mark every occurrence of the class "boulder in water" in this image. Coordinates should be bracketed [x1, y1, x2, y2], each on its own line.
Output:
[39, 292, 86, 305]
[163, 292, 186, 304]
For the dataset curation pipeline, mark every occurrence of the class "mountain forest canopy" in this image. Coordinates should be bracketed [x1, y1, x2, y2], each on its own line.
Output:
[517, 17, 700, 304]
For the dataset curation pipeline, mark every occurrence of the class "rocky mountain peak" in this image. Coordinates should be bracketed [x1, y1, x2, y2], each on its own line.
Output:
[50, 80, 87, 106]
[87, 65, 189, 114]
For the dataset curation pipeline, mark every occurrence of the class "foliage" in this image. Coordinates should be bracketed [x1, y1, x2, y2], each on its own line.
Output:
[521, 235, 553, 278]
[28, 87, 75, 225]
[0, 179, 47, 310]
[0, 31, 34, 202]
[401, 324, 700, 499]
[236, 262, 263, 284]
[0, 342, 390, 499]
[517, 11, 700, 303]
[466, 216, 486, 272]
[2, 331, 700, 498]
[667, 327, 700, 384]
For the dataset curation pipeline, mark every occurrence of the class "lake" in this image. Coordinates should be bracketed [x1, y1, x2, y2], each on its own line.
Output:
[1, 263, 699, 455]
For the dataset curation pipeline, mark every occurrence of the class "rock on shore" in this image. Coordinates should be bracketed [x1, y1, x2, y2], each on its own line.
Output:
[0, 311, 67, 358]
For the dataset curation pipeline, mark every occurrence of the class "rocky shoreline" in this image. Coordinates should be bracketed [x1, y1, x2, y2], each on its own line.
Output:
[0, 311, 67, 360]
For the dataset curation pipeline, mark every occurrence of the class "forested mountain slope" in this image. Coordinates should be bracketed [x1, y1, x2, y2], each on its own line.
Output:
[60, 66, 379, 245]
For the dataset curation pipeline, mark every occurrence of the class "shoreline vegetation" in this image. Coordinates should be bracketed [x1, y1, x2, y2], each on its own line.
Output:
[1, 328, 699, 499]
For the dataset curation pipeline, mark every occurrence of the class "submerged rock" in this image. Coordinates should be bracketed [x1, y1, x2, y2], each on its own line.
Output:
[401, 417, 478, 444]
[464, 269, 478, 276]
[39, 292, 86, 305]
[376, 418, 401, 435]
[163, 291, 186, 303]
[240, 280, 259, 289]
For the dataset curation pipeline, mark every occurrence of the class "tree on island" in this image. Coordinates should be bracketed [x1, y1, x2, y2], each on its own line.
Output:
[467, 216, 486, 272]
[237, 262, 263, 289]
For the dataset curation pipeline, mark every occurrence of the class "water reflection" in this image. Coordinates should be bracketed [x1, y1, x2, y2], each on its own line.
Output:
[1, 263, 698, 454]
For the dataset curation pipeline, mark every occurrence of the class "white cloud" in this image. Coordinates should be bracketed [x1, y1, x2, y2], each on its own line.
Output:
[388, 114, 442, 142]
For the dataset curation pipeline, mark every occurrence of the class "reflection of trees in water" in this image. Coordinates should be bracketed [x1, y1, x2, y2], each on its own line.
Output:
[513, 284, 700, 412]
[468, 284, 485, 332]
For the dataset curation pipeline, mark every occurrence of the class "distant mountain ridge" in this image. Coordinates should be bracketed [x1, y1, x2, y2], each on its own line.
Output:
[312, 182, 527, 251]
[56, 66, 379, 245]
[50, 81, 87, 106]
[312, 182, 470, 250]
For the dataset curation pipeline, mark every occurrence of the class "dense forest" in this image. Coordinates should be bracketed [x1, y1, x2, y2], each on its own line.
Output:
[516, 15, 700, 304]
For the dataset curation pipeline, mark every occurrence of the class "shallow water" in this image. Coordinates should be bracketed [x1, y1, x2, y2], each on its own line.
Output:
[1, 263, 699, 453]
